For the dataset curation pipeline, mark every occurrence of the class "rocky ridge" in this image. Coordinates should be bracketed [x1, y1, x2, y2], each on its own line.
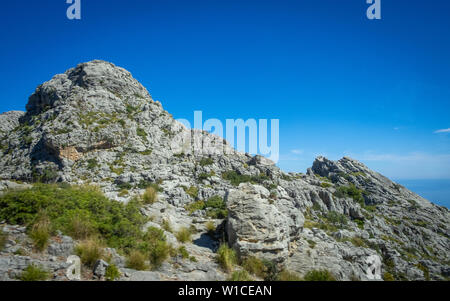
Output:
[0, 60, 448, 281]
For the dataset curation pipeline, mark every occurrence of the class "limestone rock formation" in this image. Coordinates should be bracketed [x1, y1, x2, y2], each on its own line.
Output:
[0, 60, 448, 281]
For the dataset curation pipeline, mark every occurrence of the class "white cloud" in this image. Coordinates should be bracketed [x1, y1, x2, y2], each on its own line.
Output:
[291, 149, 304, 155]
[434, 128, 450, 134]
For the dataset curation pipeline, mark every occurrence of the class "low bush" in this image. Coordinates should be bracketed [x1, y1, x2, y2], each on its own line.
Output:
[228, 270, 253, 281]
[148, 240, 170, 269]
[105, 264, 121, 281]
[178, 246, 189, 259]
[334, 184, 365, 205]
[277, 270, 302, 281]
[183, 186, 199, 199]
[205, 221, 216, 235]
[143, 226, 170, 269]
[29, 214, 51, 252]
[18, 264, 50, 281]
[222, 171, 269, 187]
[303, 269, 336, 281]
[142, 187, 158, 204]
[0, 184, 147, 252]
[216, 244, 237, 272]
[0, 228, 7, 251]
[205, 196, 227, 219]
[199, 158, 214, 166]
[242, 256, 267, 279]
[126, 250, 148, 271]
[75, 238, 104, 268]
[175, 227, 192, 243]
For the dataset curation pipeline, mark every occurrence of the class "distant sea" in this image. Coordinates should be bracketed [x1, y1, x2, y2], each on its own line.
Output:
[395, 179, 450, 209]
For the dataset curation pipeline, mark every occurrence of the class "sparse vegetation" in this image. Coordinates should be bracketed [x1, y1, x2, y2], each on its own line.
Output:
[242, 256, 267, 279]
[18, 264, 50, 281]
[205, 221, 216, 235]
[178, 246, 189, 259]
[185, 196, 227, 219]
[228, 270, 253, 281]
[75, 238, 104, 268]
[126, 250, 148, 270]
[145, 226, 170, 269]
[142, 187, 158, 204]
[222, 170, 269, 187]
[29, 214, 51, 252]
[216, 244, 237, 272]
[105, 264, 121, 281]
[136, 128, 147, 138]
[183, 186, 199, 200]
[199, 158, 214, 166]
[320, 182, 332, 188]
[334, 184, 365, 205]
[0, 228, 7, 251]
[175, 227, 192, 243]
[276, 270, 302, 281]
[303, 269, 336, 281]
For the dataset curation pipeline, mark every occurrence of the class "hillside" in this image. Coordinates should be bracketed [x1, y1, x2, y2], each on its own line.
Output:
[0, 61, 448, 281]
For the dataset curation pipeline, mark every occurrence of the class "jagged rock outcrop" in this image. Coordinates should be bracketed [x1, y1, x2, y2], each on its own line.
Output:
[0, 60, 449, 281]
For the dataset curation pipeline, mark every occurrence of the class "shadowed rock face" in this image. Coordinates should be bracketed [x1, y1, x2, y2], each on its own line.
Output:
[0, 60, 449, 281]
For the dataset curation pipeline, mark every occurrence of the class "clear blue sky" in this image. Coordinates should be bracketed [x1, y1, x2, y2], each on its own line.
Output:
[0, 0, 449, 183]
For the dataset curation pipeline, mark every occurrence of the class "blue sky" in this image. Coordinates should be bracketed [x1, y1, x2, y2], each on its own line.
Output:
[0, 0, 449, 185]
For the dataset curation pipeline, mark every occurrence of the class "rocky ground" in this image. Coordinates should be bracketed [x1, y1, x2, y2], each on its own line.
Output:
[0, 60, 448, 281]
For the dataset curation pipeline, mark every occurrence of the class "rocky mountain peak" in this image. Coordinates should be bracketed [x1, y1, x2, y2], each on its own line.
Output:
[25, 60, 153, 116]
[0, 61, 449, 281]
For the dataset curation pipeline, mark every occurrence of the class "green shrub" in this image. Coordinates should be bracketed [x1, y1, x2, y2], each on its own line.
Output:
[242, 256, 267, 279]
[416, 263, 430, 281]
[303, 270, 336, 281]
[136, 128, 147, 138]
[142, 187, 158, 204]
[320, 182, 332, 188]
[354, 219, 365, 229]
[199, 158, 214, 166]
[205, 221, 216, 235]
[183, 186, 199, 199]
[65, 213, 95, 240]
[222, 171, 269, 186]
[18, 264, 50, 281]
[216, 244, 237, 272]
[335, 184, 365, 205]
[383, 272, 395, 281]
[118, 189, 129, 197]
[185, 200, 206, 214]
[105, 264, 121, 281]
[228, 270, 253, 281]
[178, 246, 189, 259]
[87, 159, 99, 170]
[326, 211, 348, 226]
[162, 219, 173, 233]
[0, 184, 147, 252]
[175, 227, 192, 243]
[126, 250, 148, 271]
[142, 227, 170, 269]
[75, 238, 104, 268]
[148, 241, 170, 269]
[277, 270, 302, 281]
[29, 215, 51, 252]
[0, 228, 7, 251]
[205, 196, 228, 219]
[137, 180, 163, 191]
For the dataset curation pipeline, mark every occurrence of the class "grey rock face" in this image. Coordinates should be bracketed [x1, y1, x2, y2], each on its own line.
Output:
[93, 259, 109, 278]
[0, 60, 449, 281]
[226, 183, 303, 264]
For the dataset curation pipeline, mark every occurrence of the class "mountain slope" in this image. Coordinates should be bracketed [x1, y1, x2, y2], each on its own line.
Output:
[0, 60, 448, 281]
